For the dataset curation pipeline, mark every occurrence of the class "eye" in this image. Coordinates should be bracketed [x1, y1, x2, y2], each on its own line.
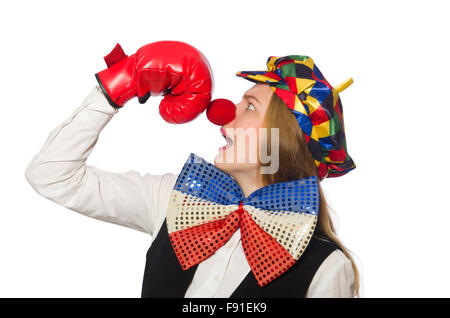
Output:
[246, 103, 256, 111]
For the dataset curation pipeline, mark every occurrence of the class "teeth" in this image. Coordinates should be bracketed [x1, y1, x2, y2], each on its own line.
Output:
[222, 135, 233, 148]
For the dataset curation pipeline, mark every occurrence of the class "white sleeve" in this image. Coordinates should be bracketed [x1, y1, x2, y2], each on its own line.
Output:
[24, 86, 178, 235]
[306, 249, 356, 298]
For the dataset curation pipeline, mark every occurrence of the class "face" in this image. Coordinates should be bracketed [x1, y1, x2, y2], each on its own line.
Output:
[214, 83, 274, 174]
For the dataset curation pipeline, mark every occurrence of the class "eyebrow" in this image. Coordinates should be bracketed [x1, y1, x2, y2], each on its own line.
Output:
[244, 93, 261, 105]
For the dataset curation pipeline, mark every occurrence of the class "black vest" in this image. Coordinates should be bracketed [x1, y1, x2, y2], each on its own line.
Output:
[141, 218, 339, 298]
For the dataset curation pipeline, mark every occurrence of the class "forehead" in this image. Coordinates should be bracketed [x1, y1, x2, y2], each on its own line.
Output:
[245, 83, 272, 96]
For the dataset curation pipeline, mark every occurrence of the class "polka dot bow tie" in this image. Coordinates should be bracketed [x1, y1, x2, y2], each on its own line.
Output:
[167, 153, 320, 287]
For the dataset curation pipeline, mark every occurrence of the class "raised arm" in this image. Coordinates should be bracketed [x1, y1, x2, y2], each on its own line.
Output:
[25, 41, 215, 236]
[25, 86, 177, 235]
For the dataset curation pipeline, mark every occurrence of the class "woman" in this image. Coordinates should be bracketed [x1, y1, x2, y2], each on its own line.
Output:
[25, 42, 359, 297]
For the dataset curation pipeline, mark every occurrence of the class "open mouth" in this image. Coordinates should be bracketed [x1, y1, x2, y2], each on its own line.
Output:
[220, 127, 234, 151]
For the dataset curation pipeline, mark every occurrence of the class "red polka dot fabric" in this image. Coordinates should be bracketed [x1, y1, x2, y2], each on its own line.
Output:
[169, 210, 241, 270]
[169, 202, 296, 287]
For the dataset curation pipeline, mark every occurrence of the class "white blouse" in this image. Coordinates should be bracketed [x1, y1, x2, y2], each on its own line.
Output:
[25, 86, 356, 298]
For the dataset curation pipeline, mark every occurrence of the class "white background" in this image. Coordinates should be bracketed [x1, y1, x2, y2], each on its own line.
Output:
[1, 0, 449, 297]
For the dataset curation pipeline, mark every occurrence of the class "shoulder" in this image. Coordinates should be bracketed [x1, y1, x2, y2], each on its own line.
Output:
[141, 172, 178, 196]
[142, 171, 179, 237]
[318, 249, 353, 275]
[306, 248, 356, 298]
[161, 172, 179, 191]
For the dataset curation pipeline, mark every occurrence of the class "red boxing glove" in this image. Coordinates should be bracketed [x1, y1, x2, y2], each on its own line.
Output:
[95, 41, 214, 124]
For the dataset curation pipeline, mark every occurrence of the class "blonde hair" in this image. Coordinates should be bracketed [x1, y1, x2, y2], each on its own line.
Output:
[260, 91, 360, 297]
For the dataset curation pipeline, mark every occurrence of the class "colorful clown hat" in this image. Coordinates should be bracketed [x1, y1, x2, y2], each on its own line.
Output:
[236, 55, 356, 180]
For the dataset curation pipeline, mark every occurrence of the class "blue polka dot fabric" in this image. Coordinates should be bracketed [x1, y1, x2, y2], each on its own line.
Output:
[173, 153, 319, 215]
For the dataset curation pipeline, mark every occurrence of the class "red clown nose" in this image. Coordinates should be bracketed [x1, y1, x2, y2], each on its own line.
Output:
[206, 99, 236, 126]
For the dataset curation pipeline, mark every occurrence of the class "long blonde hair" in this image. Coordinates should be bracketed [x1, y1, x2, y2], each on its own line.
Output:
[260, 91, 360, 297]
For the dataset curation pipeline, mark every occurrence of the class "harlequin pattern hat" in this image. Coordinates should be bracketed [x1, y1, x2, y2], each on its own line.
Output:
[236, 55, 356, 180]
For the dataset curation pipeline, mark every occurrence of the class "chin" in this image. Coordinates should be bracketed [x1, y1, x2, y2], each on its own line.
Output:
[213, 150, 231, 172]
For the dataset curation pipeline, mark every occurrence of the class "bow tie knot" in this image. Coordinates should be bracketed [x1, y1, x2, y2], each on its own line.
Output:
[237, 200, 245, 218]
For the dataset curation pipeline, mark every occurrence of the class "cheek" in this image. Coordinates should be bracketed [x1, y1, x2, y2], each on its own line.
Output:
[233, 115, 266, 155]
[234, 112, 264, 130]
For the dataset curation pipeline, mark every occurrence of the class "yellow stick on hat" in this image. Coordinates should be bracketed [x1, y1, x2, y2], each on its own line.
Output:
[334, 77, 353, 93]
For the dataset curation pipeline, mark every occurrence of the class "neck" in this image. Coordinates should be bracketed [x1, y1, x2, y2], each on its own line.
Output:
[230, 168, 264, 198]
